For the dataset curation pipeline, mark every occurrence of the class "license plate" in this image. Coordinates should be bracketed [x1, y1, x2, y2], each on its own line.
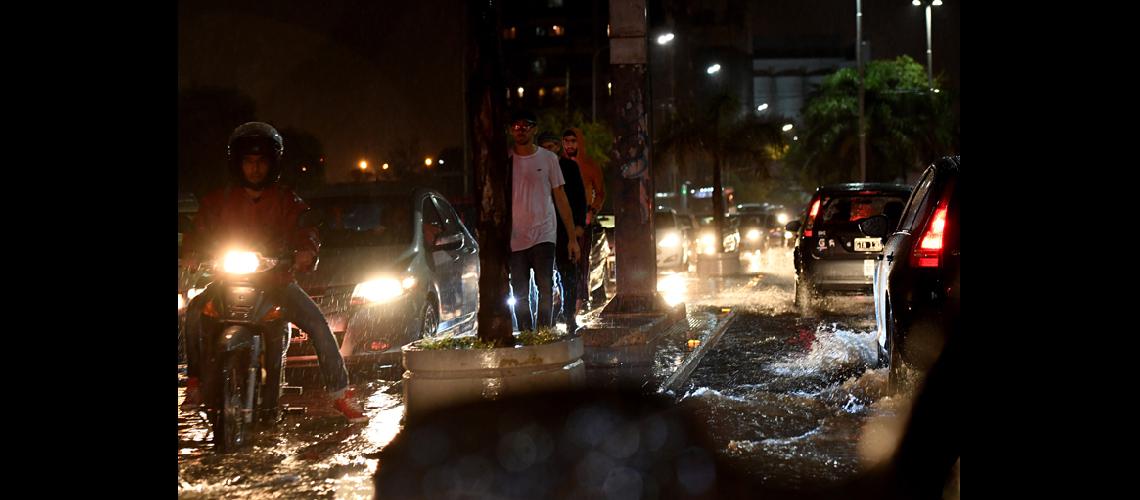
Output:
[864, 259, 875, 277]
[854, 237, 882, 252]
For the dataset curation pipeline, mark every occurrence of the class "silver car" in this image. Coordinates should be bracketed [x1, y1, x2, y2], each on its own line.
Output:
[290, 185, 479, 370]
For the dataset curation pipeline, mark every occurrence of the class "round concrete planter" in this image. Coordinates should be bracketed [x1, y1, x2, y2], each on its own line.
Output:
[402, 336, 585, 420]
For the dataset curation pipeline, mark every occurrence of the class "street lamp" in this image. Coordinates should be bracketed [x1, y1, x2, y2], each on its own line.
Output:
[756, 103, 769, 112]
[359, 160, 368, 171]
[656, 32, 675, 45]
[706, 63, 721, 75]
[782, 123, 794, 132]
[913, 0, 942, 87]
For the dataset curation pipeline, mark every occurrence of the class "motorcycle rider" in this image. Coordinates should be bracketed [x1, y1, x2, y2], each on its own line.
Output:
[180, 122, 367, 423]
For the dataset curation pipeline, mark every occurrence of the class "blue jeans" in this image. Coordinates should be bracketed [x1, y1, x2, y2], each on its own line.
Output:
[555, 250, 580, 333]
[509, 242, 556, 332]
[184, 282, 349, 394]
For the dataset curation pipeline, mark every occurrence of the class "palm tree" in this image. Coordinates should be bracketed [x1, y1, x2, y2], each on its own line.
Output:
[657, 92, 788, 253]
[791, 56, 954, 187]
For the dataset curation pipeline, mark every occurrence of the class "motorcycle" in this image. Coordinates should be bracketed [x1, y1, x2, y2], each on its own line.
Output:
[193, 249, 293, 452]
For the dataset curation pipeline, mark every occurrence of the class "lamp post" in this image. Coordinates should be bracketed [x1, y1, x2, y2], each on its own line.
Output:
[913, 0, 943, 87]
[857, 0, 866, 182]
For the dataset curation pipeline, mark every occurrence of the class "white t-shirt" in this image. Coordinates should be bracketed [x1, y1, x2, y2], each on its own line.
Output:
[511, 147, 565, 252]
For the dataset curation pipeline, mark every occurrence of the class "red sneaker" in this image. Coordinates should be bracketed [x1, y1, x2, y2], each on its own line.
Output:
[333, 389, 368, 423]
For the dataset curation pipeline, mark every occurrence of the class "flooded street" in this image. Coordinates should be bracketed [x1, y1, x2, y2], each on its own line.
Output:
[673, 248, 912, 493]
[178, 247, 913, 498]
[178, 378, 406, 499]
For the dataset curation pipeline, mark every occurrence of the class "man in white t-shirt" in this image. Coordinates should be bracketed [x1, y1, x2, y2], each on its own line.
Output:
[508, 110, 581, 331]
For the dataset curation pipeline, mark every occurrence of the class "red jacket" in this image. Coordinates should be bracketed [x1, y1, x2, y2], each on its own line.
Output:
[181, 184, 319, 278]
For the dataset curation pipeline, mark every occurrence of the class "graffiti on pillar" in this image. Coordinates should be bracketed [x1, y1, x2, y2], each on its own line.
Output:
[614, 76, 652, 224]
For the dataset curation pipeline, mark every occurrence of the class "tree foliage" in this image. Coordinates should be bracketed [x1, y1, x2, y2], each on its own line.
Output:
[790, 55, 955, 188]
[533, 109, 613, 168]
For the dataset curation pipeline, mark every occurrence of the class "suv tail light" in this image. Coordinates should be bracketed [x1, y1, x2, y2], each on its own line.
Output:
[804, 197, 821, 237]
[911, 200, 949, 268]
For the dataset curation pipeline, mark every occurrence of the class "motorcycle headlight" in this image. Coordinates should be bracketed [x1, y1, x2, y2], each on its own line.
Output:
[747, 229, 761, 241]
[352, 276, 416, 305]
[784, 230, 793, 240]
[223, 251, 262, 274]
[658, 232, 680, 248]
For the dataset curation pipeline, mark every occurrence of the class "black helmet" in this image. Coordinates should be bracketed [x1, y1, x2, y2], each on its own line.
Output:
[227, 122, 284, 189]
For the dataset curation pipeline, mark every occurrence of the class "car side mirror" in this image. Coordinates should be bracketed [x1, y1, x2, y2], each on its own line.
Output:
[858, 215, 890, 238]
[785, 220, 802, 232]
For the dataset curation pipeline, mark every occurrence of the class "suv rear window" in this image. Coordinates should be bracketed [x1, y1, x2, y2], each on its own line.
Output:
[818, 194, 907, 225]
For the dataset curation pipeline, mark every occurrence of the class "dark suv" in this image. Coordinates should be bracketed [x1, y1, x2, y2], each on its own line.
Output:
[787, 183, 911, 308]
[859, 157, 960, 392]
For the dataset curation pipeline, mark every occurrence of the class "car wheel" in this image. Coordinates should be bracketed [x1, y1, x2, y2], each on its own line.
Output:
[418, 299, 441, 341]
[794, 276, 816, 311]
[886, 305, 907, 395]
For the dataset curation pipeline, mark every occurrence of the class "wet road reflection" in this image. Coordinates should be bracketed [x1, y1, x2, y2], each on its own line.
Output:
[178, 246, 905, 497]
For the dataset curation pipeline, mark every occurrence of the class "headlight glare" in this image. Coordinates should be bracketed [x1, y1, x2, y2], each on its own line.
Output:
[353, 277, 410, 304]
[223, 251, 261, 274]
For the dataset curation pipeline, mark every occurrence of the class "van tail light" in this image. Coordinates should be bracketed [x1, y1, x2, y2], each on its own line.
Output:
[911, 200, 949, 268]
[804, 197, 821, 237]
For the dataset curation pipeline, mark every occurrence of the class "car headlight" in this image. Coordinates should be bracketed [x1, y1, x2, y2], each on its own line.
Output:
[784, 230, 793, 240]
[700, 234, 715, 246]
[352, 276, 417, 305]
[747, 229, 761, 241]
[777, 213, 789, 225]
[658, 232, 680, 248]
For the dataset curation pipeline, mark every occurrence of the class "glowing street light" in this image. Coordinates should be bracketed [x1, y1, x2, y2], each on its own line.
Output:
[706, 63, 721, 75]
[382, 163, 390, 170]
[359, 160, 368, 170]
[424, 157, 433, 167]
[756, 103, 769, 112]
[656, 32, 675, 45]
[782, 124, 794, 132]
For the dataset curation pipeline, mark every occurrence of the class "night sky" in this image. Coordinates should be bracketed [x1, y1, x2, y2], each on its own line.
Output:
[178, 0, 465, 182]
[178, 0, 958, 182]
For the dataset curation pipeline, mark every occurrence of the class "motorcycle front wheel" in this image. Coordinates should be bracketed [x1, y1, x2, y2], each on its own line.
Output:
[215, 349, 259, 452]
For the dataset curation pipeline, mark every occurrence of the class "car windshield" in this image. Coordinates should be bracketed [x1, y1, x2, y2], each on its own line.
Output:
[737, 214, 766, 227]
[309, 195, 413, 248]
[818, 194, 908, 225]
